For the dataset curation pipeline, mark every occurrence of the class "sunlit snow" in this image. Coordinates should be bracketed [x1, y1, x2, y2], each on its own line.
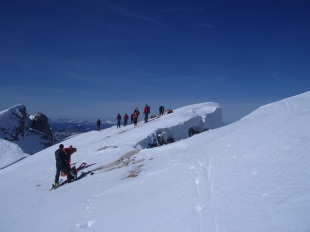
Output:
[0, 95, 310, 232]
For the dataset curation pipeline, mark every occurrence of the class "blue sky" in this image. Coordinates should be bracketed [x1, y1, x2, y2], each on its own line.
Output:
[0, 0, 309, 123]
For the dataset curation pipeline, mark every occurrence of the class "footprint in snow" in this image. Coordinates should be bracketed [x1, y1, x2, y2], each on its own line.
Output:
[75, 220, 95, 230]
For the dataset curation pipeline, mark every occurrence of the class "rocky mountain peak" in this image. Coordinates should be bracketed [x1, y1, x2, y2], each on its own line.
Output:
[0, 104, 54, 154]
[31, 112, 53, 137]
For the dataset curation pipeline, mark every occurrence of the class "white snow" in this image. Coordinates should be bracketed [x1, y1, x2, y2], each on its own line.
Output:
[0, 139, 29, 169]
[0, 94, 310, 232]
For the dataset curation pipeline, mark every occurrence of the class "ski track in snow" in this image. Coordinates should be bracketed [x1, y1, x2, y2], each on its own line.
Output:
[187, 156, 219, 232]
[188, 164, 204, 232]
[207, 156, 217, 220]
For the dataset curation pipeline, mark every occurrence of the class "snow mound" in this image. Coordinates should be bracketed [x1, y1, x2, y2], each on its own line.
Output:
[136, 102, 222, 148]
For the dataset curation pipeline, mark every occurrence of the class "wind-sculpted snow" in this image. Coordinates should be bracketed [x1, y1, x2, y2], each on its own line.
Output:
[136, 104, 223, 148]
[136, 116, 208, 148]
[1, 95, 310, 232]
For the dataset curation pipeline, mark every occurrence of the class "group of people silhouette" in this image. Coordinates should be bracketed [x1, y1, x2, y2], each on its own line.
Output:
[96, 105, 165, 130]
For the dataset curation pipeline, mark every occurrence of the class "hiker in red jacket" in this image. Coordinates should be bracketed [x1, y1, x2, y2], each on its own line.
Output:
[63, 145, 77, 179]
[63, 145, 77, 165]
[144, 104, 150, 123]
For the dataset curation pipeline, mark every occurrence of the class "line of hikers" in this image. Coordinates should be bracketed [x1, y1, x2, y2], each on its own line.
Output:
[116, 108, 139, 128]
[96, 105, 165, 130]
[116, 104, 165, 128]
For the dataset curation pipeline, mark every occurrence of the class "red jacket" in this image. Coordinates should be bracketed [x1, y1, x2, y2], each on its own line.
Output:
[63, 145, 76, 164]
[144, 105, 150, 114]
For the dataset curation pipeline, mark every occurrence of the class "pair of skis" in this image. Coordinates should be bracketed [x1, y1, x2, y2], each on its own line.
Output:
[50, 162, 88, 191]
[60, 162, 87, 177]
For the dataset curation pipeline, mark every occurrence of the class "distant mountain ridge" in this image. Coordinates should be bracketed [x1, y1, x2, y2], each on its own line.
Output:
[49, 119, 115, 141]
[0, 105, 116, 154]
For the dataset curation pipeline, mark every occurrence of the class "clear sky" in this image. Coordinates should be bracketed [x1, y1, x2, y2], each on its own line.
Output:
[0, 0, 309, 123]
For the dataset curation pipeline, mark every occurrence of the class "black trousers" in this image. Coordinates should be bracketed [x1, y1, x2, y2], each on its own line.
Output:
[55, 160, 74, 183]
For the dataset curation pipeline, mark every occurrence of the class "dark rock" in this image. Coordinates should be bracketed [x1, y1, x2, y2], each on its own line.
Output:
[31, 112, 53, 137]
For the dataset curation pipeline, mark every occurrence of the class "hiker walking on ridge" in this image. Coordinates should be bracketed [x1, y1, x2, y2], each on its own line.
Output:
[117, 113, 121, 128]
[130, 113, 134, 124]
[133, 107, 140, 126]
[124, 113, 129, 126]
[144, 104, 150, 123]
[97, 118, 101, 131]
[159, 105, 164, 116]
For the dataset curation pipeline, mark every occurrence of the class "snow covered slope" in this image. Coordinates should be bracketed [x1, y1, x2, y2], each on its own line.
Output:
[0, 139, 29, 169]
[1, 96, 310, 232]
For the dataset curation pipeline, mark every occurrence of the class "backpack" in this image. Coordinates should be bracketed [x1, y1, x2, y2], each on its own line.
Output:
[55, 149, 67, 162]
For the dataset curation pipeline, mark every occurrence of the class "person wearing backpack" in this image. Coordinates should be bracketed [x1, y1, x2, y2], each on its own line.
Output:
[133, 108, 140, 126]
[54, 145, 78, 187]
[55, 144, 66, 187]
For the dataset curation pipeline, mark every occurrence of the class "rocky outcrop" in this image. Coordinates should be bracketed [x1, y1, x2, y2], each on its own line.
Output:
[31, 112, 53, 137]
[7, 105, 28, 140]
[0, 104, 54, 154]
